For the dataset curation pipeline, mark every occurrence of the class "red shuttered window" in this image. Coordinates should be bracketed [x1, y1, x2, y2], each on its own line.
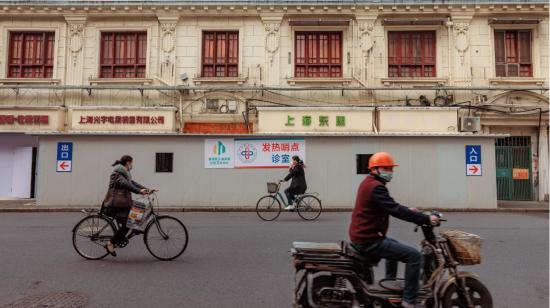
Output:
[202, 31, 239, 77]
[8, 32, 55, 78]
[494, 30, 532, 77]
[388, 31, 436, 78]
[100, 32, 147, 78]
[295, 32, 342, 78]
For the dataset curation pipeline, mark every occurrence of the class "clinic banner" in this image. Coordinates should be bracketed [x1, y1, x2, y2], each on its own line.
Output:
[234, 138, 306, 169]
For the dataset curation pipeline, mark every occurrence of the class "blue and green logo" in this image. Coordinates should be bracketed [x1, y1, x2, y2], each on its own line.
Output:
[213, 141, 226, 155]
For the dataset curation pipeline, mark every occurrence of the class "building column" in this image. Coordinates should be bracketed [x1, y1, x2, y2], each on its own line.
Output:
[261, 15, 283, 86]
[449, 13, 474, 88]
[157, 15, 179, 85]
[64, 15, 87, 106]
[356, 14, 378, 87]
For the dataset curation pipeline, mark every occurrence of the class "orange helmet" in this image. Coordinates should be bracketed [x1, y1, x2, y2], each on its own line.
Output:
[369, 152, 399, 169]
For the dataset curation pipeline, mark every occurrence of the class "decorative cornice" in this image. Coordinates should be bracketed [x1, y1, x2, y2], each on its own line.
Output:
[0, 4, 546, 16]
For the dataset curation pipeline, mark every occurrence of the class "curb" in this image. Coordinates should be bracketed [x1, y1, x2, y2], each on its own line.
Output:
[0, 207, 547, 213]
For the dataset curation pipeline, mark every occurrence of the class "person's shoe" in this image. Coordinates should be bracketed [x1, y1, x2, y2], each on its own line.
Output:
[105, 242, 117, 257]
[284, 204, 295, 211]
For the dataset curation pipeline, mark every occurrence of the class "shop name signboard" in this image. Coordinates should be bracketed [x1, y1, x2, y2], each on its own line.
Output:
[285, 115, 347, 128]
[0, 107, 64, 132]
[69, 108, 175, 132]
[78, 115, 165, 125]
[0, 114, 49, 125]
[204, 138, 306, 169]
[257, 107, 374, 133]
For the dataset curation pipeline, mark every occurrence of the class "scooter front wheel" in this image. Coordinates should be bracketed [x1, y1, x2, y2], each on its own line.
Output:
[441, 277, 493, 308]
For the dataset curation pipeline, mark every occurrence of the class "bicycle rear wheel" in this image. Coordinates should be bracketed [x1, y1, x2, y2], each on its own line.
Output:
[144, 215, 189, 261]
[256, 195, 282, 221]
[72, 214, 116, 260]
[296, 195, 322, 221]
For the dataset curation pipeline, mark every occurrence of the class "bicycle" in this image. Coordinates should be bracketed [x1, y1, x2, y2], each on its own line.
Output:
[72, 192, 189, 261]
[256, 181, 322, 221]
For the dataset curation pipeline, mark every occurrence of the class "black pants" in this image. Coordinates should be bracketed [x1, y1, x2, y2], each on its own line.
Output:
[285, 187, 305, 206]
[104, 207, 131, 246]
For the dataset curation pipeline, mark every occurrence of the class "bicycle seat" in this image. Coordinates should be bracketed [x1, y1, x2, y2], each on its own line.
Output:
[292, 241, 341, 253]
[342, 241, 381, 265]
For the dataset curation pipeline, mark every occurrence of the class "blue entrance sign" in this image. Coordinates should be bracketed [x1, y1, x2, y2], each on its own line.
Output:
[56, 142, 73, 172]
[465, 145, 481, 176]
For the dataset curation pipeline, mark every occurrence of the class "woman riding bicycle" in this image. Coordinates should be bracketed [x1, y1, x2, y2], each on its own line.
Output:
[102, 155, 156, 257]
[282, 155, 307, 210]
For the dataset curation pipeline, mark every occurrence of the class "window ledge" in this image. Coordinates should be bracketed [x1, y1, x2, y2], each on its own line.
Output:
[489, 78, 545, 86]
[88, 78, 153, 85]
[381, 78, 448, 86]
[0, 78, 61, 85]
[192, 77, 247, 85]
[287, 78, 352, 85]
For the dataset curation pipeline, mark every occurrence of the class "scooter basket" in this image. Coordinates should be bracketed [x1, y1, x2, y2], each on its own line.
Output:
[441, 230, 482, 265]
[267, 182, 279, 193]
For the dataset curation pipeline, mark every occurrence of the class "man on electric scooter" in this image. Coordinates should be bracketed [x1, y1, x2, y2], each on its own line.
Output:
[349, 152, 440, 308]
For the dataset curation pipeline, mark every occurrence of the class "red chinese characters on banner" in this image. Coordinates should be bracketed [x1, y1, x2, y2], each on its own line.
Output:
[260, 142, 301, 152]
[78, 115, 165, 125]
[0, 115, 49, 125]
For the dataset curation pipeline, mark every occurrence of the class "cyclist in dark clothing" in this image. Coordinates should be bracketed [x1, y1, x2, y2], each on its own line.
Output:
[102, 155, 153, 257]
[349, 152, 439, 308]
[283, 155, 307, 210]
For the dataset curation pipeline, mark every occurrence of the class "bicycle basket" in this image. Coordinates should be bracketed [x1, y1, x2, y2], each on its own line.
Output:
[441, 230, 482, 265]
[267, 182, 278, 193]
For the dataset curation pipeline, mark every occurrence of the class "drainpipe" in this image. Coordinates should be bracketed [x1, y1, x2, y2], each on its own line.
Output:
[535, 108, 542, 199]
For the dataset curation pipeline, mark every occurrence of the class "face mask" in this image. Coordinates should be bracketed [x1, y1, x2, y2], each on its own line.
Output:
[128, 164, 133, 171]
[378, 171, 393, 182]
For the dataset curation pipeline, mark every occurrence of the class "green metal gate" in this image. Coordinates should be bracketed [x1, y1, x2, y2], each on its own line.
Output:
[495, 137, 533, 201]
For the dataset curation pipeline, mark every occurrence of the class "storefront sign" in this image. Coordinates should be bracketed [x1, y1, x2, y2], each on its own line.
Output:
[257, 107, 374, 133]
[235, 138, 306, 169]
[0, 114, 49, 125]
[78, 115, 165, 125]
[512, 168, 530, 180]
[68, 107, 176, 132]
[204, 139, 235, 169]
[56, 142, 73, 172]
[0, 107, 65, 132]
[466, 145, 482, 176]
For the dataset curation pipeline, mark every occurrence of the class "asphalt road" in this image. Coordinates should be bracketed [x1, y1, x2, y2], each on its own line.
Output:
[0, 212, 547, 308]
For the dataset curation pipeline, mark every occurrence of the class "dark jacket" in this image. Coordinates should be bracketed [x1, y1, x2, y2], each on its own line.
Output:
[284, 162, 307, 194]
[103, 165, 146, 208]
[349, 174, 430, 244]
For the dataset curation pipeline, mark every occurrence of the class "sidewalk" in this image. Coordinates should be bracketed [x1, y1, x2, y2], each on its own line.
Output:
[0, 199, 547, 213]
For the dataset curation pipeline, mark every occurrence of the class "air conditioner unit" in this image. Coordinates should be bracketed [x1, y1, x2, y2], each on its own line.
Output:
[460, 117, 481, 132]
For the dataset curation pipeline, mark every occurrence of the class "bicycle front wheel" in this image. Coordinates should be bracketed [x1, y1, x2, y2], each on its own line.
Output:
[72, 214, 116, 260]
[296, 195, 322, 221]
[256, 195, 281, 221]
[144, 215, 189, 261]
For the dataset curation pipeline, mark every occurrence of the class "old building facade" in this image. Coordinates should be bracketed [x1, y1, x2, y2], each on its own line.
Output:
[0, 0, 548, 204]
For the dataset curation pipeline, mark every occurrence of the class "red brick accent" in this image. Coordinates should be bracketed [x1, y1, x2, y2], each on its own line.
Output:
[183, 122, 251, 134]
